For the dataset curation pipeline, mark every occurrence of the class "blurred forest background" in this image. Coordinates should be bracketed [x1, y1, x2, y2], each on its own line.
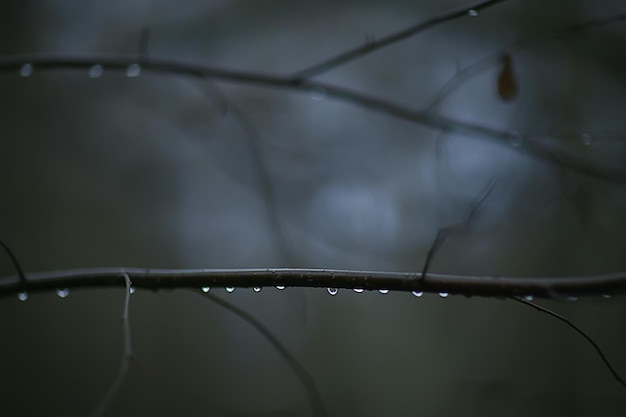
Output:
[1, 0, 626, 416]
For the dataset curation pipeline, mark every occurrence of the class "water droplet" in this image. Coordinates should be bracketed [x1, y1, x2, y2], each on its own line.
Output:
[276, 285, 286, 290]
[56, 288, 70, 298]
[353, 288, 364, 293]
[126, 64, 141, 77]
[566, 296, 578, 302]
[412, 291, 423, 297]
[129, 287, 136, 294]
[468, 9, 478, 17]
[523, 295, 534, 301]
[89, 64, 103, 78]
[310, 88, 326, 100]
[327, 288, 338, 296]
[253, 287, 262, 293]
[201, 287, 211, 293]
[225, 287, 235, 293]
[19, 63, 33, 77]
[379, 289, 389, 294]
[17, 291, 28, 301]
[581, 133, 592, 146]
[508, 131, 523, 147]
[438, 292, 449, 298]
[602, 294, 611, 299]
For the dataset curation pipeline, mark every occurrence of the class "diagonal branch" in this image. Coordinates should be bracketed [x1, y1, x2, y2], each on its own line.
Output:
[201, 292, 328, 417]
[420, 176, 497, 282]
[427, 12, 626, 110]
[511, 296, 626, 389]
[290, 0, 508, 81]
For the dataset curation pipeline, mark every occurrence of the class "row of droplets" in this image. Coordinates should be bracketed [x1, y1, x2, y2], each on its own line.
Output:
[200, 286, 436, 297]
[16, 286, 137, 301]
[15, 287, 611, 301]
[19, 63, 142, 78]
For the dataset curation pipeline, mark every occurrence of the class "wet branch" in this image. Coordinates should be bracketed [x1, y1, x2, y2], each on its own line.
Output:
[2, 267, 626, 299]
[290, 0, 508, 81]
[1, 55, 625, 182]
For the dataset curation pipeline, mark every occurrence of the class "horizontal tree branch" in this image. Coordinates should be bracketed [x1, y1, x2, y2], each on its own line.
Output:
[1, 54, 625, 182]
[1, 267, 625, 299]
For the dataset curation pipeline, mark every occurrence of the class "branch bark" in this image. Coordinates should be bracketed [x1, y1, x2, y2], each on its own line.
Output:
[2, 267, 625, 299]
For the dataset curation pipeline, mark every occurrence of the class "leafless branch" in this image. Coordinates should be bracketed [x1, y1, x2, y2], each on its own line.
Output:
[201, 292, 328, 417]
[2, 267, 626, 299]
[427, 12, 626, 110]
[1, 54, 624, 182]
[290, 0, 508, 81]
[511, 296, 626, 389]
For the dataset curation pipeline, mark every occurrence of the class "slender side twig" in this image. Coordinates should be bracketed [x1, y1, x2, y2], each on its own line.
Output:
[420, 176, 498, 281]
[199, 83, 295, 264]
[201, 292, 328, 417]
[511, 296, 626, 390]
[1, 55, 622, 182]
[90, 274, 134, 417]
[2, 267, 626, 299]
[426, 13, 626, 110]
[0, 239, 26, 286]
[290, 0, 508, 81]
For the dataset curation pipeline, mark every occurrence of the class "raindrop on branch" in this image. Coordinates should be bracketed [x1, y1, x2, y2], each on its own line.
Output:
[378, 289, 389, 294]
[17, 291, 28, 301]
[253, 287, 262, 293]
[56, 288, 70, 298]
[225, 287, 235, 293]
[468, 9, 478, 17]
[201, 287, 211, 293]
[438, 292, 449, 298]
[19, 63, 33, 77]
[126, 64, 141, 78]
[602, 294, 611, 299]
[523, 295, 534, 301]
[129, 287, 136, 294]
[412, 291, 423, 298]
[353, 288, 364, 293]
[276, 285, 286, 290]
[88, 64, 104, 78]
[327, 288, 338, 296]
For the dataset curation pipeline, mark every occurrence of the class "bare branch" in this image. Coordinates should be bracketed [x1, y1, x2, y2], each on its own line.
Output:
[1, 267, 626, 299]
[290, 0, 508, 81]
[420, 176, 497, 282]
[427, 12, 626, 110]
[90, 274, 134, 417]
[0, 239, 26, 286]
[1, 54, 624, 182]
[511, 296, 626, 390]
[201, 292, 328, 417]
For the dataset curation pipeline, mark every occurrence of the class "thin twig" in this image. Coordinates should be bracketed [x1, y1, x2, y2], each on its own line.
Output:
[511, 296, 626, 390]
[426, 13, 626, 110]
[90, 274, 134, 417]
[0, 239, 26, 286]
[199, 83, 295, 264]
[420, 176, 497, 281]
[290, 0, 508, 81]
[201, 292, 328, 417]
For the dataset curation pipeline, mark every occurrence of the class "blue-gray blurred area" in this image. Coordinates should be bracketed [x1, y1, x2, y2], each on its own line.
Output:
[1, 0, 626, 416]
